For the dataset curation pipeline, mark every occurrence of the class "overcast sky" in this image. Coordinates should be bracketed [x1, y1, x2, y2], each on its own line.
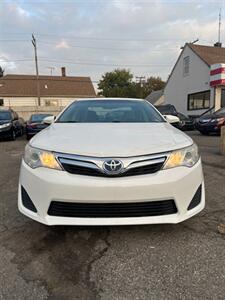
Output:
[0, 0, 225, 87]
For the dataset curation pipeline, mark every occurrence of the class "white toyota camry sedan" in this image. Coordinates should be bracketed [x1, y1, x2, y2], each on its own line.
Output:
[18, 98, 205, 226]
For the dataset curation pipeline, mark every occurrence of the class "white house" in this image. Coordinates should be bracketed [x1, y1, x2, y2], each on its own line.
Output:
[164, 43, 225, 116]
[0, 67, 96, 107]
[145, 89, 165, 106]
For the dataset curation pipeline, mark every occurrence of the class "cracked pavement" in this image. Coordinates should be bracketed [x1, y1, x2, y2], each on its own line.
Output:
[0, 132, 225, 299]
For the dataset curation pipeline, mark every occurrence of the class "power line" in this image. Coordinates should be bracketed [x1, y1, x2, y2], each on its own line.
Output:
[1, 0, 220, 4]
[0, 32, 194, 42]
[0, 57, 172, 67]
[0, 39, 181, 52]
[38, 40, 180, 52]
[0, 39, 29, 42]
[34, 33, 192, 42]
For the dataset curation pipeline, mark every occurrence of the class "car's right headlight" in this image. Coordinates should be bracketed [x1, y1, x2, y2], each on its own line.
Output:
[163, 143, 199, 169]
[0, 122, 11, 129]
[24, 144, 62, 170]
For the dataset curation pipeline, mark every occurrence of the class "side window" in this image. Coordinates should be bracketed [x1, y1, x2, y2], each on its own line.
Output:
[0, 99, 3, 106]
[183, 56, 190, 77]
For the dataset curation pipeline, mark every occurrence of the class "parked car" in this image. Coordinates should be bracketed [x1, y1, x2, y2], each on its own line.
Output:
[196, 107, 225, 135]
[26, 113, 53, 140]
[18, 98, 205, 226]
[155, 104, 180, 128]
[177, 113, 195, 131]
[0, 109, 24, 140]
[155, 104, 178, 116]
[155, 104, 195, 131]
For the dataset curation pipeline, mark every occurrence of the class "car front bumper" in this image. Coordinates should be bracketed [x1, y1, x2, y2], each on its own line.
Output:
[18, 159, 205, 226]
[196, 122, 220, 133]
[0, 127, 12, 138]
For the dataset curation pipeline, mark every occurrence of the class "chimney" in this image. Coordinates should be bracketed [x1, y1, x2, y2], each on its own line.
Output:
[214, 42, 222, 48]
[61, 67, 66, 77]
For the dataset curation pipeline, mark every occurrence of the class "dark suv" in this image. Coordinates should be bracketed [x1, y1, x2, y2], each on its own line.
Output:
[155, 104, 195, 131]
[0, 109, 24, 140]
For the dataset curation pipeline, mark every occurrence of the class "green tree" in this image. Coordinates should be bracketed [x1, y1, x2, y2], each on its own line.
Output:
[141, 76, 165, 98]
[98, 69, 165, 99]
[98, 69, 136, 97]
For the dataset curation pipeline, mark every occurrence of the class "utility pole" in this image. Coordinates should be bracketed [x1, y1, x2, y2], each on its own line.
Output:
[136, 76, 146, 98]
[46, 66, 55, 76]
[32, 34, 41, 106]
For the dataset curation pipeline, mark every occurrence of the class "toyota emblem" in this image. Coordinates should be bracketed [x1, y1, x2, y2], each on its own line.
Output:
[103, 159, 124, 175]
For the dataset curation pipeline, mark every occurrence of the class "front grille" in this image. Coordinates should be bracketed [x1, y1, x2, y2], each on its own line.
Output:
[48, 200, 177, 218]
[61, 161, 164, 177]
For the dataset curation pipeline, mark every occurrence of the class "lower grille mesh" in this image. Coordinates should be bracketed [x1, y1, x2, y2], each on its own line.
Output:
[48, 200, 177, 218]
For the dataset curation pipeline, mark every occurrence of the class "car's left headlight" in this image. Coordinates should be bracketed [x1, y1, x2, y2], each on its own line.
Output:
[24, 144, 62, 170]
[163, 143, 199, 169]
[0, 122, 11, 129]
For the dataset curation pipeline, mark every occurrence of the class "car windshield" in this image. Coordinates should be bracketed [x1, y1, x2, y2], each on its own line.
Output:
[214, 107, 225, 115]
[0, 111, 11, 120]
[30, 114, 52, 122]
[57, 100, 165, 123]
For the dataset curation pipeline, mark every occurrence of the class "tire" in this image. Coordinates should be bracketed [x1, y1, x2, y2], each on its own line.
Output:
[10, 130, 16, 141]
[199, 131, 209, 136]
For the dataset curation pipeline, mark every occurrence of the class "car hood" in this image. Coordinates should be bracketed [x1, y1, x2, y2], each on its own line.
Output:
[0, 120, 11, 125]
[30, 123, 193, 157]
[199, 113, 224, 121]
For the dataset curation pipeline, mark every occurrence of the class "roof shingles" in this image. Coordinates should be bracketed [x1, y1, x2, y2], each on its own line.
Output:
[0, 74, 96, 97]
[188, 43, 225, 66]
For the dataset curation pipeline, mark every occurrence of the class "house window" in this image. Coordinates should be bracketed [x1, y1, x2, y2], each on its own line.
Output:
[188, 91, 210, 110]
[183, 56, 190, 76]
[0, 99, 3, 106]
[44, 99, 59, 106]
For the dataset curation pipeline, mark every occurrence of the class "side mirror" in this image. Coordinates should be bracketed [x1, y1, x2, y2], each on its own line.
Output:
[164, 115, 180, 124]
[43, 116, 55, 125]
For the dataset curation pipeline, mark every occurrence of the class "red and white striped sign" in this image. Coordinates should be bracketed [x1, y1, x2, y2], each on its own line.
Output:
[210, 63, 225, 86]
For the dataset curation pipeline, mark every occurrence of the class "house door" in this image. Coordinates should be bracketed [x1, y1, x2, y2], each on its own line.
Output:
[221, 89, 225, 107]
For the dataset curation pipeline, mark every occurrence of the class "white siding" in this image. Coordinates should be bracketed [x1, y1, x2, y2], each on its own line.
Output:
[4, 97, 37, 106]
[164, 45, 213, 116]
[2, 97, 88, 107]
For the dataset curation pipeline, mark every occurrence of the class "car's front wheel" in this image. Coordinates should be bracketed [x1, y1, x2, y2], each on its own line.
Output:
[10, 129, 16, 141]
[20, 128, 24, 136]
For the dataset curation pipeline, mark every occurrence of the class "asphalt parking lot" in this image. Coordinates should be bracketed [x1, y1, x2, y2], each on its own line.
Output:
[0, 132, 225, 300]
